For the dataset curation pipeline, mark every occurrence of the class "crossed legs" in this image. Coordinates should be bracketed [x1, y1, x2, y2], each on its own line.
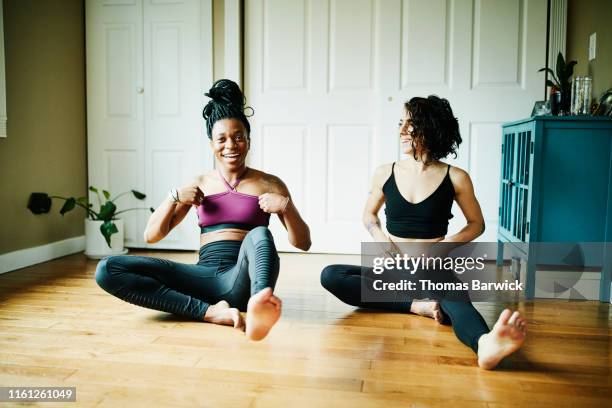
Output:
[94, 226, 282, 340]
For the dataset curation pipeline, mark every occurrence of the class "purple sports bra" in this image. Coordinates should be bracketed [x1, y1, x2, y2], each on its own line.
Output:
[197, 169, 270, 233]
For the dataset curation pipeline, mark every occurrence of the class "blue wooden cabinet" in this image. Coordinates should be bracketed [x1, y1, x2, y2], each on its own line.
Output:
[496, 116, 612, 301]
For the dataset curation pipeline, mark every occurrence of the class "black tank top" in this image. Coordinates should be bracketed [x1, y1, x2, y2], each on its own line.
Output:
[382, 163, 455, 239]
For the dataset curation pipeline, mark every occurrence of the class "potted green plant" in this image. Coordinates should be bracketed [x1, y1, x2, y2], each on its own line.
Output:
[28, 187, 152, 259]
[538, 51, 577, 114]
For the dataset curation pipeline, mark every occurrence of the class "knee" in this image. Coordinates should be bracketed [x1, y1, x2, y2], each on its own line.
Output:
[94, 256, 121, 293]
[247, 226, 273, 243]
[246, 227, 274, 248]
[320, 265, 340, 291]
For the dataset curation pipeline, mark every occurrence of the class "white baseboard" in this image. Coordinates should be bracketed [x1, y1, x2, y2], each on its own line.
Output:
[0, 236, 85, 275]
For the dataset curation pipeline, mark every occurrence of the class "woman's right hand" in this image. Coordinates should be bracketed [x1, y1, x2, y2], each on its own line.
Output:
[177, 184, 205, 207]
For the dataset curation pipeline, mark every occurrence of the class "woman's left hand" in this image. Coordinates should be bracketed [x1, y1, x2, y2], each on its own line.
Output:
[258, 193, 289, 214]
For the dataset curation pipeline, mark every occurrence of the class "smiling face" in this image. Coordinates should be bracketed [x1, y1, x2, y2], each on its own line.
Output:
[210, 118, 250, 170]
[398, 108, 415, 155]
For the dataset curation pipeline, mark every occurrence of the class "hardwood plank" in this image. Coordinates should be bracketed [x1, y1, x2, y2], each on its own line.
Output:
[0, 250, 610, 407]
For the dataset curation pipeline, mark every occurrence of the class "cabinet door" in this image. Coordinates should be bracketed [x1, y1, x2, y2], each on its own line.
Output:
[500, 123, 533, 242]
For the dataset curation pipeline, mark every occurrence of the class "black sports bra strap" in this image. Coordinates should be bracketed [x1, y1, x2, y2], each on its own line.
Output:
[446, 164, 450, 175]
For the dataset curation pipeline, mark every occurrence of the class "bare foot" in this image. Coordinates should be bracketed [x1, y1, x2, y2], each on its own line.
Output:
[203, 300, 245, 331]
[410, 300, 443, 323]
[477, 309, 527, 370]
[245, 288, 282, 341]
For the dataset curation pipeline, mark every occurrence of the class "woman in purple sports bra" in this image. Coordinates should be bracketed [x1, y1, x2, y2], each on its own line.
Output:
[95, 79, 311, 341]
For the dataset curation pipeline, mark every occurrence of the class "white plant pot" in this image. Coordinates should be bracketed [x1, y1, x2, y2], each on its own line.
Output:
[84, 219, 128, 259]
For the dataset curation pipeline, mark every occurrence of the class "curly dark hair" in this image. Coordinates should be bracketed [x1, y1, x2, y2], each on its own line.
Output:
[404, 95, 462, 163]
[202, 79, 254, 139]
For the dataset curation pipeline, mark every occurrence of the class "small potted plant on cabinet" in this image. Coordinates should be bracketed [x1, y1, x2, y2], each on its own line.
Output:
[538, 51, 577, 115]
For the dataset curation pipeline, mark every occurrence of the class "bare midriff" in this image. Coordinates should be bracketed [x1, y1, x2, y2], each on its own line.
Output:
[388, 233, 445, 243]
[199, 228, 249, 247]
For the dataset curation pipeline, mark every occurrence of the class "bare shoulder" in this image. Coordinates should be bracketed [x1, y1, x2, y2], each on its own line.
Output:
[372, 163, 393, 188]
[447, 164, 473, 192]
[190, 173, 205, 186]
[197, 171, 216, 186]
[251, 168, 289, 195]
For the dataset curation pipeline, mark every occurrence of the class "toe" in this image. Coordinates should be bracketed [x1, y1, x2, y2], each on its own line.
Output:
[508, 311, 520, 326]
[258, 287, 273, 300]
[434, 310, 443, 323]
[498, 309, 512, 325]
[237, 314, 246, 331]
[269, 295, 282, 308]
[230, 309, 242, 328]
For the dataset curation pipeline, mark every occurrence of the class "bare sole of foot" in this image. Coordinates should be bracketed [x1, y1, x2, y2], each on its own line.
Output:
[203, 300, 245, 331]
[477, 309, 527, 370]
[245, 287, 282, 341]
[410, 300, 443, 323]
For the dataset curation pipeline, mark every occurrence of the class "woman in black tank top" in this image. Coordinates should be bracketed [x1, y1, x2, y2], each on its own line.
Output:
[321, 96, 527, 370]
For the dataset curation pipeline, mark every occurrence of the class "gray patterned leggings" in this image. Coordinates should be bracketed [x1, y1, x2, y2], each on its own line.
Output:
[95, 226, 280, 320]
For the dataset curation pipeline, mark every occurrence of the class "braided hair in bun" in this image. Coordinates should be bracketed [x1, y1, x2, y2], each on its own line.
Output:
[202, 79, 254, 139]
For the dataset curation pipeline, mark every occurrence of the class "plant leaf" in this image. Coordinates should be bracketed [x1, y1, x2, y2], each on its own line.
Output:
[76, 196, 89, 206]
[539, 67, 559, 87]
[102, 190, 111, 200]
[89, 186, 99, 193]
[131, 190, 146, 200]
[100, 221, 119, 248]
[566, 60, 577, 79]
[60, 198, 76, 216]
[540, 67, 555, 77]
[556, 52, 565, 81]
[545, 79, 557, 88]
[98, 201, 117, 221]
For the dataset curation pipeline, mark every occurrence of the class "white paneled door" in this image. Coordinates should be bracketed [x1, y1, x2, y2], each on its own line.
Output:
[245, 0, 546, 253]
[86, 0, 213, 250]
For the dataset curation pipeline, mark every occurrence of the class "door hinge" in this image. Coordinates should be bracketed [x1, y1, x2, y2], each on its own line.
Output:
[530, 141, 534, 154]
[526, 221, 530, 234]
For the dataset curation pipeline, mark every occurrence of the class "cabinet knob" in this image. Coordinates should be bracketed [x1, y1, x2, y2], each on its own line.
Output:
[137, 87, 144, 94]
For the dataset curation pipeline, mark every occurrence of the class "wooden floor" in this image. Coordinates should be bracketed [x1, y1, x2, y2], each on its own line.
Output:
[1, 250, 611, 407]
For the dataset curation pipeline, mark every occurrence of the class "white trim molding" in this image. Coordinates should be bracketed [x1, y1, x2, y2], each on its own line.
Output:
[224, 0, 241, 86]
[0, 236, 85, 275]
[0, 0, 7, 138]
[548, 0, 567, 62]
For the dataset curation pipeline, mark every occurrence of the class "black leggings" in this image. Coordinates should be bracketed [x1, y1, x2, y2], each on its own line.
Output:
[320, 264, 490, 353]
[95, 227, 280, 320]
